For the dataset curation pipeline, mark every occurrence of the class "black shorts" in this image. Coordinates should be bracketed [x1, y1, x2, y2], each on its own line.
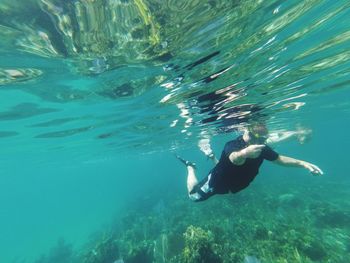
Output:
[189, 172, 218, 202]
[189, 170, 236, 201]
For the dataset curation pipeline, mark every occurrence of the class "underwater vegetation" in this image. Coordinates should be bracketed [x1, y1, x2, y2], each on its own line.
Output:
[31, 180, 350, 263]
[178, 225, 221, 263]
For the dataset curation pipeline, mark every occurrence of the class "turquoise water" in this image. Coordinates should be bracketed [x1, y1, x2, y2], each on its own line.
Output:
[1, 0, 350, 262]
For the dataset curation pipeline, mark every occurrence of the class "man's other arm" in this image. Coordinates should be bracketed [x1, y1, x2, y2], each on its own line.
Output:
[273, 155, 323, 176]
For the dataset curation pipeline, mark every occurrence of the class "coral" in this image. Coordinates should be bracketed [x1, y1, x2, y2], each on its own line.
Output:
[124, 241, 154, 263]
[33, 183, 350, 263]
[300, 240, 327, 261]
[253, 226, 269, 240]
[181, 225, 221, 263]
[154, 232, 173, 263]
[309, 201, 350, 227]
[82, 236, 119, 263]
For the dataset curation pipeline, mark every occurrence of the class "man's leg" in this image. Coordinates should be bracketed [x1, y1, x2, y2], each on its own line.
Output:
[175, 154, 216, 202]
[186, 165, 198, 193]
[175, 154, 199, 194]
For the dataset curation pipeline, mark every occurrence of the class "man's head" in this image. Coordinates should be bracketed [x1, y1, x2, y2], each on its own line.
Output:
[247, 122, 268, 144]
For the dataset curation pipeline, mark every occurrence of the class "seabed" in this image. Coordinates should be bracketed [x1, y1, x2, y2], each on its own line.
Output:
[34, 180, 350, 263]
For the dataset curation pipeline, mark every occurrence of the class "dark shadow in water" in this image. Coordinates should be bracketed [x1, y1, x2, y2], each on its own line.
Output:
[98, 83, 134, 99]
[0, 103, 59, 121]
[29, 117, 81, 128]
[35, 126, 93, 138]
[0, 131, 18, 137]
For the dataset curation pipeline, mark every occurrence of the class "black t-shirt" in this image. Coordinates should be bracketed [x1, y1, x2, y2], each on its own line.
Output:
[210, 136, 279, 193]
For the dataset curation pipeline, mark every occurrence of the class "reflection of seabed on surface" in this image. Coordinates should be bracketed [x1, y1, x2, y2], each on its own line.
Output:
[0, 0, 350, 154]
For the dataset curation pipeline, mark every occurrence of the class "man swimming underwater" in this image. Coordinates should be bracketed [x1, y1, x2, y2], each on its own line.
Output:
[176, 122, 323, 202]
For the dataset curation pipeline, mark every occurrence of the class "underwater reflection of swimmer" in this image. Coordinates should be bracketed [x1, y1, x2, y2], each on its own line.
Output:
[267, 127, 312, 145]
[176, 122, 323, 202]
[193, 89, 312, 156]
[173, 92, 263, 139]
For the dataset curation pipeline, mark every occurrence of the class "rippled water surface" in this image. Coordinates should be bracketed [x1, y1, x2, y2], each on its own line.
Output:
[1, 0, 349, 155]
[1, 0, 350, 262]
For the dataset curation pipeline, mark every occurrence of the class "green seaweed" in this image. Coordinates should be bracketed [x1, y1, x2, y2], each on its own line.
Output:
[180, 225, 221, 263]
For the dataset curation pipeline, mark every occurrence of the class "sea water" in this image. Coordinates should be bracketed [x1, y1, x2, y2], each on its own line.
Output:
[0, 0, 350, 262]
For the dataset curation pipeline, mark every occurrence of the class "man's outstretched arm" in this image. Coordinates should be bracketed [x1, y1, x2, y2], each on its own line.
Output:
[273, 155, 323, 176]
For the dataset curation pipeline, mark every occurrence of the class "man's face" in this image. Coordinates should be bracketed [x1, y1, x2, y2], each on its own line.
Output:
[250, 131, 268, 144]
[249, 124, 268, 144]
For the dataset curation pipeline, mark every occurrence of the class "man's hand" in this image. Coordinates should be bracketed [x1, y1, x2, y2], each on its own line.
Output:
[274, 155, 324, 176]
[303, 162, 324, 176]
[229, 144, 265, 165]
[243, 144, 265, 159]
